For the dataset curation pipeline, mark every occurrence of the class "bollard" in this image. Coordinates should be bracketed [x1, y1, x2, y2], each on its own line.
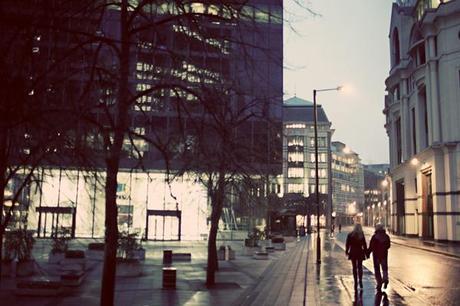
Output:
[163, 250, 172, 265]
[162, 267, 176, 289]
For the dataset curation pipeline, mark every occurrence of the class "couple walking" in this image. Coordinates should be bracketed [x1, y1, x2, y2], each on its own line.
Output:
[345, 223, 390, 291]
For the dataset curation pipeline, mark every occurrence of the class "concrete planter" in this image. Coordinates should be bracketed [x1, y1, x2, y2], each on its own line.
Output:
[132, 249, 146, 261]
[16, 277, 62, 296]
[86, 250, 104, 261]
[61, 270, 85, 287]
[48, 251, 65, 264]
[273, 242, 286, 251]
[16, 260, 36, 277]
[116, 259, 142, 277]
[1, 260, 13, 277]
[86, 243, 104, 261]
[61, 250, 86, 271]
[253, 251, 269, 260]
[243, 246, 257, 256]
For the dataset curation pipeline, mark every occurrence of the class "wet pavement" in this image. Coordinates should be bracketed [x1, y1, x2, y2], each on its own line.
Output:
[343, 226, 460, 306]
[1, 231, 460, 305]
[0, 238, 283, 306]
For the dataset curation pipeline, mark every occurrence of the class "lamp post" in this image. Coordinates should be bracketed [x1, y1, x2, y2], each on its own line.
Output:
[313, 86, 342, 264]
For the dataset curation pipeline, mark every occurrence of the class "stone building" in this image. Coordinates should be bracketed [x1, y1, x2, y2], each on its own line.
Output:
[385, 0, 460, 240]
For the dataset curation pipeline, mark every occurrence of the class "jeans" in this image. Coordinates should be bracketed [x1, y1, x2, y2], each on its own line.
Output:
[351, 259, 363, 286]
[373, 255, 388, 284]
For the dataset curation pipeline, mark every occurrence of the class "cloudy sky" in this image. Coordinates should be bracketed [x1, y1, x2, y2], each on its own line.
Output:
[283, 0, 394, 164]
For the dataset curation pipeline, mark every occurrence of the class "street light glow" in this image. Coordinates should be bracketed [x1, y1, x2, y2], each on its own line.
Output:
[411, 158, 419, 166]
[381, 179, 389, 188]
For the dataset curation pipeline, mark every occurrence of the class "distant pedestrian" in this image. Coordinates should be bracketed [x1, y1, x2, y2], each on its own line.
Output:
[368, 223, 391, 291]
[330, 223, 335, 237]
[338, 223, 342, 232]
[346, 223, 368, 290]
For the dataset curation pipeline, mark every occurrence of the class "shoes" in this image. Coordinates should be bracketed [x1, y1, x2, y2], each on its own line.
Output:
[383, 280, 389, 289]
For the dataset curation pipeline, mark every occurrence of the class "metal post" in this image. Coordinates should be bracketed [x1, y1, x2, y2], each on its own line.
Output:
[314, 89, 321, 264]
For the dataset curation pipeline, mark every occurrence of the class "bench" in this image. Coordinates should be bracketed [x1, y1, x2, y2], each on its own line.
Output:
[172, 253, 191, 262]
[253, 251, 269, 260]
[86, 243, 105, 260]
[61, 270, 85, 287]
[16, 277, 62, 296]
[273, 242, 286, 250]
[61, 250, 86, 271]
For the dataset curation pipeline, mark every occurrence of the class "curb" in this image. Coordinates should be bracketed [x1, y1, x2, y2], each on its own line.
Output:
[390, 240, 460, 259]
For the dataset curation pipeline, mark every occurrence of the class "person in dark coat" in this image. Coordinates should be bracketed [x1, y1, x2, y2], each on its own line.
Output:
[346, 223, 368, 290]
[368, 223, 391, 290]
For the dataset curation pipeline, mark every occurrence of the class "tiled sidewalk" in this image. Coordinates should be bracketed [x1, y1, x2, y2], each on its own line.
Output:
[0, 238, 292, 306]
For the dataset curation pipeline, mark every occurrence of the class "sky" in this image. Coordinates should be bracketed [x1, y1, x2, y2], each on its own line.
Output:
[283, 0, 394, 164]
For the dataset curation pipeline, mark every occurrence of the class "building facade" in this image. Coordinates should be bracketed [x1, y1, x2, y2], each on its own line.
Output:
[331, 142, 364, 225]
[282, 97, 333, 227]
[363, 164, 389, 227]
[385, 0, 460, 241]
[1, 1, 283, 240]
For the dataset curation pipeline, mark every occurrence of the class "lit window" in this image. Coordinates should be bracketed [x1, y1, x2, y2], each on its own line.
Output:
[288, 184, 303, 193]
[288, 167, 303, 178]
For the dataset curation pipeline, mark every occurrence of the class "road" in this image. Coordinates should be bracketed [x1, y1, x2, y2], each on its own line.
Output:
[336, 228, 460, 305]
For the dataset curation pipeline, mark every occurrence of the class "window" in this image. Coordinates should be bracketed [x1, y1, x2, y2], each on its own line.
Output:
[288, 184, 303, 193]
[288, 167, 303, 178]
[310, 169, 327, 178]
[309, 184, 327, 194]
[392, 28, 400, 67]
[309, 137, 326, 148]
[396, 118, 402, 164]
[288, 152, 303, 162]
[287, 135, 304, 146]
[310, 153, 327, 163]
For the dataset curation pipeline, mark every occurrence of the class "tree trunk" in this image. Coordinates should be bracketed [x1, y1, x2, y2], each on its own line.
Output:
[206, 174, 225, 287]
[100, 160, 119, 306]
[100, 1, 130, 305]
[0, 130, 8, 283]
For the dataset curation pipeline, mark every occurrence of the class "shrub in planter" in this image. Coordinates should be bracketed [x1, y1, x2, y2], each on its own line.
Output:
[271, 236, 284, 243]
[116, 231, 143, 276]
[49, 227, 71, 264]
[117, 231, 144, 261]
[4, 229, 36, 276]
[88, 243, 105, 251]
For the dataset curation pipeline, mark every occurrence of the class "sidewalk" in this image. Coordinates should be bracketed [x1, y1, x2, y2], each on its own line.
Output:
[0, 238, 294, 306]
[235, 232, 408, 306]
[362, 226, 460, 259]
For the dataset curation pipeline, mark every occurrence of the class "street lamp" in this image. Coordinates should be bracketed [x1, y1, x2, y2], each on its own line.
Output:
[313, 86, 342, 264]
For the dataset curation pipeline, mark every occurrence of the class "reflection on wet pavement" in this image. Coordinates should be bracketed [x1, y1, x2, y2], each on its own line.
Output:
[316, 235, 409, 306]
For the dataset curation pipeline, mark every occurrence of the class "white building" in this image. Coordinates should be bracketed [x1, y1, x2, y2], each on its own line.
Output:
[385, 0, 460, 241]
[331, 142, 364, 225]
[282, 97, 334, 227]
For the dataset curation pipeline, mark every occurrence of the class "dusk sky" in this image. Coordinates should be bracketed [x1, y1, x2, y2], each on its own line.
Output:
[284, 0, 394, 164]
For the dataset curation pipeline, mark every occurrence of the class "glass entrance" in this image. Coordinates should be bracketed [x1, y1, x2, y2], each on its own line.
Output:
[145, 210, 181, 241]
[37, 207, 75, 238]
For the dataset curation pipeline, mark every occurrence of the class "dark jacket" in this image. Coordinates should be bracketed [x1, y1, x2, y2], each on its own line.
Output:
[346, 232, 368, 261]
[368, 229, 391, 260]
